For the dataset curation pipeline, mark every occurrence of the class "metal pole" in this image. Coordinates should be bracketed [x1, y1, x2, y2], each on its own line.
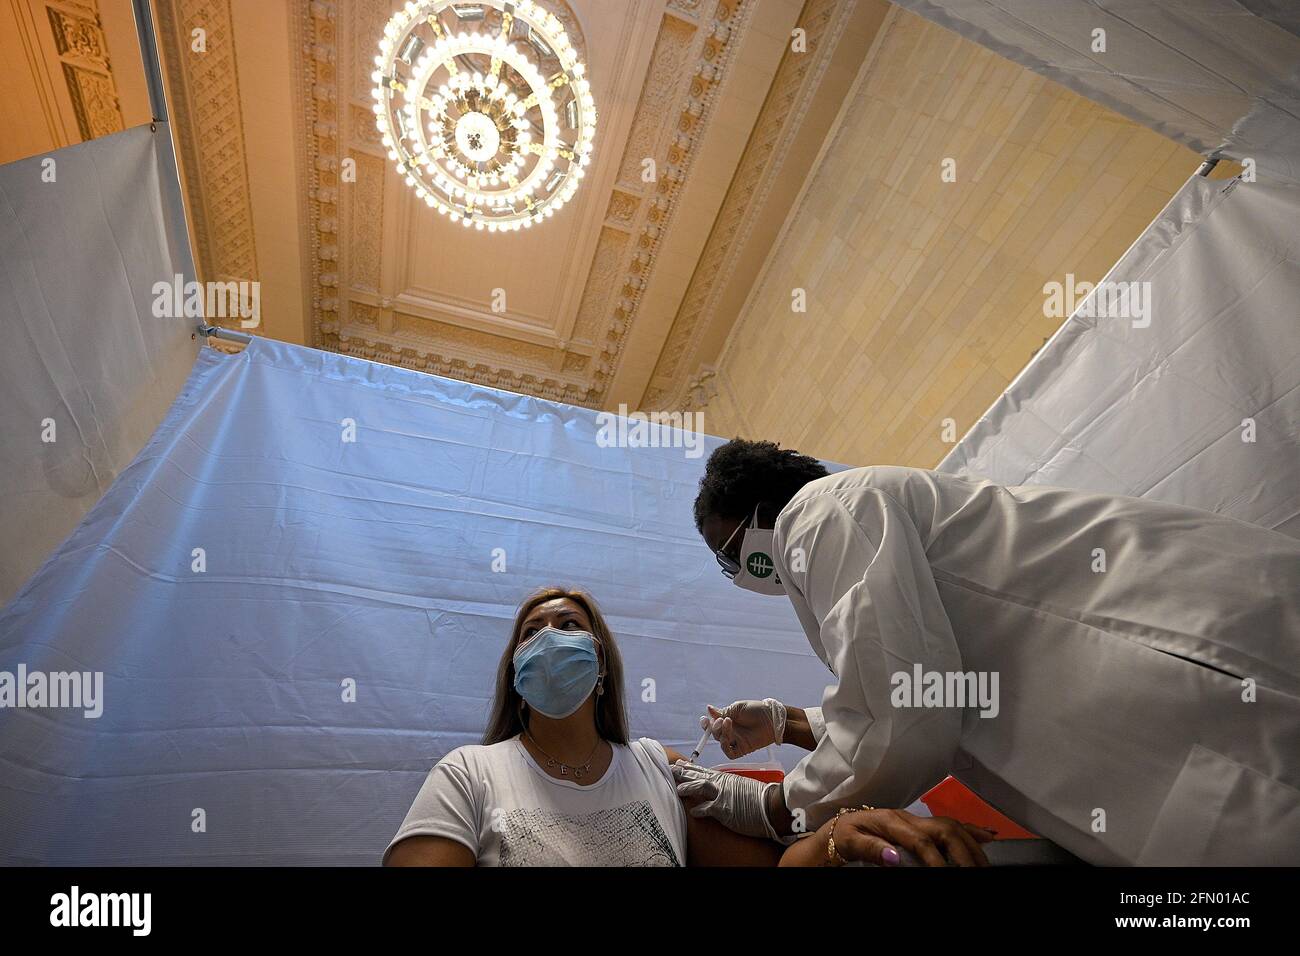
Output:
[1195, 157, 1220, 177]
[131, 0, 169, 123]
[133, 0, 241, 349]
[197, 324, 255, 346]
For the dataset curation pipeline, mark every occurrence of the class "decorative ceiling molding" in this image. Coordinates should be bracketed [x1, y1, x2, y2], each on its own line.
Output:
[46, 0, 122, 138]
[301, 0, 588, 401]
[8, 0, 127, 145]
[161, 0, 839, 408]
[643, 0, 857, 412]
[294, 0, 759, 407]
[578, 0, 751, 405]
[154, 0, 260, 289]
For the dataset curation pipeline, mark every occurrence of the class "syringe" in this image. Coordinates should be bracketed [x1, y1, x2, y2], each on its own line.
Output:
[688, 725, 712, 762]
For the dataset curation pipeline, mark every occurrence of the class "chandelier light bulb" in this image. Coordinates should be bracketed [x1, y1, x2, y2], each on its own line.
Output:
[373, 0, 596, 231]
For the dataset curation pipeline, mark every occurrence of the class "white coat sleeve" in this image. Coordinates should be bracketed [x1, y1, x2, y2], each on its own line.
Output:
[776, 487, 964, 831]
[803, 706, 826, 743]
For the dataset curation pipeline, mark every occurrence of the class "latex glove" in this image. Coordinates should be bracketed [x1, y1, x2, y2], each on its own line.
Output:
[700, 698, 787, 759]
[672, 760, 779, 840]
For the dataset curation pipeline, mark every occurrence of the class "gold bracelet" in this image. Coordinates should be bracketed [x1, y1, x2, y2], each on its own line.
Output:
[825, 805, 876, 866]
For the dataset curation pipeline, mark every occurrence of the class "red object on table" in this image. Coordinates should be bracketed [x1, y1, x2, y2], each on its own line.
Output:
[718, 766, 786, 784]
[921, 776, 1037, 839]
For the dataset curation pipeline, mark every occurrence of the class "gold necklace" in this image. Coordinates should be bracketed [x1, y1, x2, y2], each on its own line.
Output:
[523, 731, 603, 779]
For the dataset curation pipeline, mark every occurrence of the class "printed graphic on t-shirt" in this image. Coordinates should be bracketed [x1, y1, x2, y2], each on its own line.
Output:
[495, 799, 681, 866]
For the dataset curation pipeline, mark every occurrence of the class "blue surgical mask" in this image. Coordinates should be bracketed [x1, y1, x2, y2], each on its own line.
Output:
[513, 626, 601, 719]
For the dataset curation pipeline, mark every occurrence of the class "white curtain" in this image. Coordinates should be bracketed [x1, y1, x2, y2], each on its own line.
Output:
[941, 172, 1300, 538]
[0, 124, 198, 603]
[0, 339, 829, 864]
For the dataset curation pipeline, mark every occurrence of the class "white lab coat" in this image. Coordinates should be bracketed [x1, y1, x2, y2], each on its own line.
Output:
[774, 466, 1300, 865]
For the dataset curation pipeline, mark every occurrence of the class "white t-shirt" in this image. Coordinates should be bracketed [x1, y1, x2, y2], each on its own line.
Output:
[386, 736, 688, 866]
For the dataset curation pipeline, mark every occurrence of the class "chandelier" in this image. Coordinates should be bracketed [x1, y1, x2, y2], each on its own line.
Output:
[372, 0, 597, 232]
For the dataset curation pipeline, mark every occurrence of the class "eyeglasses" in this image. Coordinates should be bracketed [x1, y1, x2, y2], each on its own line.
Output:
[714, 514, 748, 579]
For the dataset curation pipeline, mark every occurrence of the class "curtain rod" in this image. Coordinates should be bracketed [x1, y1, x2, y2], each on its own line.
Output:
[131, 0, 168, 124]
[197, 324, 254, 345]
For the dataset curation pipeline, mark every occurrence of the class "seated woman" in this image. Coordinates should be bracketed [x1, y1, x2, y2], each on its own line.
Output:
[384, 587, 988, 866]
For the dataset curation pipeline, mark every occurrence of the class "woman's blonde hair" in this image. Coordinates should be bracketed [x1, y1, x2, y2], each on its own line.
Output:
[483, 587, 629, 745]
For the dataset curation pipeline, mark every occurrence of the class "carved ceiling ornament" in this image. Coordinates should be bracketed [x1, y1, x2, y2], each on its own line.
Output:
[155, 0, 260, 292]
[643, 0, 853, 413]
[575, 5, 740, 404]
[39, 0, 126, 141]
[6, 0, 852, 417]
[152, 0, 863, 411]
[48, 5, 108, 63]
[295, 0, 761, 408]
[49, 0, 851, 414]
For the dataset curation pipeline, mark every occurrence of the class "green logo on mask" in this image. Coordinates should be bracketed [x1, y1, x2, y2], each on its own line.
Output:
[746, 552, 775, 578]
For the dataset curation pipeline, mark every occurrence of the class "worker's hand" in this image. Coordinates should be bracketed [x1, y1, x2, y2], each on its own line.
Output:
[671, 761, 779, 840]
[825, 809, 994, 867]
[699, 698, 786, 759]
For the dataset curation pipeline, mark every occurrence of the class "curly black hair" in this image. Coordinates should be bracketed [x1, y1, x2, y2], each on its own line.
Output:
[693, 438, 828, 533]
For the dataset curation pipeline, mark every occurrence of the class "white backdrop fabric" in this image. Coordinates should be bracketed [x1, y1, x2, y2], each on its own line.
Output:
[0, 339, 831, 865]
[941, 172, 1300, 538]
[0, 124, 199, 604]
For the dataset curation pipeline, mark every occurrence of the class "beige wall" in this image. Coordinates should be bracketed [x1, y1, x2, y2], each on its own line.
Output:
[0, 0, 152, 166]
[695, 6, 1205, 468]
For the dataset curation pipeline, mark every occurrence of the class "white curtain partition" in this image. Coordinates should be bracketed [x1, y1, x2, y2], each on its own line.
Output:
[0, 339, 831, 865]
[0, 124, 199, 603]
[941, 172, 1300, 538]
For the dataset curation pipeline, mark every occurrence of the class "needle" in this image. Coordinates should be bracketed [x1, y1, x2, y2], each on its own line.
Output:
[688, 726, 711, 762]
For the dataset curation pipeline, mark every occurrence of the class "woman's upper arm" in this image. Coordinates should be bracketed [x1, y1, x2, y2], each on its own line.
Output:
[384, 835, 476, 867]
[686, 813, 783, 866]
[384, 753, 482, 866]
[645, 740, 776, 865]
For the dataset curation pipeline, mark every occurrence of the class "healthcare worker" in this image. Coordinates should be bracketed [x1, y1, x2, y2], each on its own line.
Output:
[672, 439, 1300, 865]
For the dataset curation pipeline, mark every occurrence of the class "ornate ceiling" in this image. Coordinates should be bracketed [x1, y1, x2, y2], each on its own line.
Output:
[0, 0, 151, 162]
[80, 0, 885, 411]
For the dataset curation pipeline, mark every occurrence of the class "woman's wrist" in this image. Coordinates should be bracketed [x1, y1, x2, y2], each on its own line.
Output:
[777, 818, 836, 867]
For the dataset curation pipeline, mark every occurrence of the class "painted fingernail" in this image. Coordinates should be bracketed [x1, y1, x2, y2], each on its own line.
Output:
[881, 846, 901, 866]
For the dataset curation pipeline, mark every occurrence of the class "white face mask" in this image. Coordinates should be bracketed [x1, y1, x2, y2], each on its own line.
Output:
[733, 514, 785, 596]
